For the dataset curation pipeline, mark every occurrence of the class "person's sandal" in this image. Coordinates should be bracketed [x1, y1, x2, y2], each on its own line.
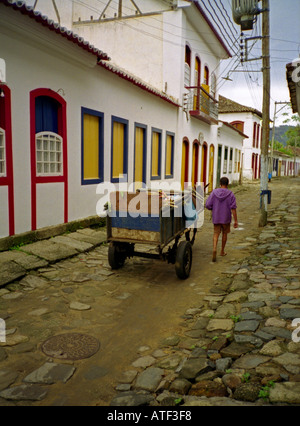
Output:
[212, 251, 217, 262]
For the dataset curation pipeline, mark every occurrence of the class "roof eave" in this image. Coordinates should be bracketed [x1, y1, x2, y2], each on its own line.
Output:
[286, 62, 299, 114]
[192, 1, 232, 59]
[98, 60, 180, 108]
[1, 0, 110, 61]
[219, 120, 249, 139]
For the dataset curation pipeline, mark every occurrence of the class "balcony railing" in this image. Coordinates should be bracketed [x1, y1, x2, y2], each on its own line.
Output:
[183, 85, 218, 124]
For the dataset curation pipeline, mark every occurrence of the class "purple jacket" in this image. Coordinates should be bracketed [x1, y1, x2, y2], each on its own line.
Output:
[205, 188, 237, 224]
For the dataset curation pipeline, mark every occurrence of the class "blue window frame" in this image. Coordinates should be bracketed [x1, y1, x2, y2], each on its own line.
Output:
[134, 122, 147, 188]
[165, 131, 175, 179]
[151, 127, 162, 180]
[81, 107, 104, 185]
[111, 116, 128, 183]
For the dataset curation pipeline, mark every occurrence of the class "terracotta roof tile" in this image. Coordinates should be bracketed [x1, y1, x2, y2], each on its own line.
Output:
[219, 95, 262, 118]
[1, 0, 110, 60]
[98, 61, 180, 107]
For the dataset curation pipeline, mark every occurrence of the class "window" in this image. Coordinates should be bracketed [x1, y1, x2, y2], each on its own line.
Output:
[231, 121, 245, 133]
[151, 128, 162, 180]
[229, 148, 233, 173]
[192, 141, 199, 187]
[202, 66, 210, 115]
[0, 128, 6, 177]
[111, 116, 128, 182]
[30, 89, 68, 231]
[165, 132, 174, 178]
[224, 147, 228, 173]
[256, 123, 260, 148]
[36, 132, 62, 176]
[134, 123, 147, 189]
[184, 45, 191, 87]
[182, 139, 189, 190]
[204, 66, 209, 86]
[253, 122, 257, 147]
[211, 72, 216, 99]
[35, 95, 62, 176]
[82, 108, 104, 185]
[234, 149, 239, 173]
[193, 56, 201, 110]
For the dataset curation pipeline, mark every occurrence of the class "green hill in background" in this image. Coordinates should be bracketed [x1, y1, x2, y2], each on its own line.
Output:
[269, 125, 293, 146]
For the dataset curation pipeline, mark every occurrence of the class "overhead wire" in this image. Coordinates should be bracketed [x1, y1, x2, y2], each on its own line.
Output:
[198, 0, 238, 50]
[69, 0, 237, 59]
[50, 0, 268, 104]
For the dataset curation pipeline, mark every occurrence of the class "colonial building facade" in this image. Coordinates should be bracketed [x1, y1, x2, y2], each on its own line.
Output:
[218, 95, 262, 181]
[0, 0, 245, 239]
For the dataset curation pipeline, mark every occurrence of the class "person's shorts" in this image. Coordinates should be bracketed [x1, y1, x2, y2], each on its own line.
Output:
[214, 223, 231, 236]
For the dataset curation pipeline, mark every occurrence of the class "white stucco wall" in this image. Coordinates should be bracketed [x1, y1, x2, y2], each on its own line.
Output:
[0, 5, 178, 237]
[218, 111, 262, 180]
[217, 124, 243, 184]
[23, 0, 73, 29]
[0, 1, 233, 238]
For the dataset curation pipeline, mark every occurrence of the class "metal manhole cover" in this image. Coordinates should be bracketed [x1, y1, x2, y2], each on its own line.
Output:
[41, 333, 100, 360]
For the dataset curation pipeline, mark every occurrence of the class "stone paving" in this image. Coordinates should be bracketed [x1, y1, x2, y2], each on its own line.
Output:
[0, 177, 299, 406]
[109, 178, 300, 406]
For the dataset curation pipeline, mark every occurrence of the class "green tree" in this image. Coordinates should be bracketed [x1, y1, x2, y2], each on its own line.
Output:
[283, 114, 300, 148]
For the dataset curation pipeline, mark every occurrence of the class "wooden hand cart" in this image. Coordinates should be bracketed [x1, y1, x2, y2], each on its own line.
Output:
[106, 188, 203, 279]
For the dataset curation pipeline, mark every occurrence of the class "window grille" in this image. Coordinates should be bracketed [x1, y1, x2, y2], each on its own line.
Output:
[36, 131, 63, 176]
[184, 63, 191, 87]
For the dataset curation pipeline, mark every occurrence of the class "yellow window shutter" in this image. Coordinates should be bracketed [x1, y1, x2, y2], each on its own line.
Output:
[83, 114, 99, 180]
[151, 132, 159, 177]
[112, 121, 124, 179]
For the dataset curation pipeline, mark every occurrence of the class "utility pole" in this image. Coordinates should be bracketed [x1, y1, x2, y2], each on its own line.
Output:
[232, 0, 271, 226]
[269, 101, 289, 178]
[258, 0, 270, 227]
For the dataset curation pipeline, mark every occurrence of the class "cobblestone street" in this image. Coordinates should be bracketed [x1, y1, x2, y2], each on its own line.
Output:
[0, 177, 299, 406]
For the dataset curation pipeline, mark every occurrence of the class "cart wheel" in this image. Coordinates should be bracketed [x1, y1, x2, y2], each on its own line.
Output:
[175, 241, 192, 279]
[108, 243, 126, 270]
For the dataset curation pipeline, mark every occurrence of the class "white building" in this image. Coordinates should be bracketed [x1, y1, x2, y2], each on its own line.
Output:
[218, 95, 262, 180]
[0, 0, 245, 240]
[26, 0, 245, 187]
[270, 149, 300, 177]
[0, 0, 179, 238]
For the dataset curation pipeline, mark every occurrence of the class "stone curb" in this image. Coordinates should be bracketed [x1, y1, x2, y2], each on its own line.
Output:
[0, 227, 107, 288]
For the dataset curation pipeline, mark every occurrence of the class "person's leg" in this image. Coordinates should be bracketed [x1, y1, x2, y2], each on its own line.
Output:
[220, 224, 230, 256]
[220, 232, 227, 256]
[212, 225, 220, 262]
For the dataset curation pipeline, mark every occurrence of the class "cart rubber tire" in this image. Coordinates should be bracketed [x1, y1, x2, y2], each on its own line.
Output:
[175, 241, 192, 279]
[108, 243, 126, 270]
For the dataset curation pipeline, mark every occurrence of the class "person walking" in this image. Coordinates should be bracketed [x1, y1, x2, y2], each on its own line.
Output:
[205, 177, 238, 262]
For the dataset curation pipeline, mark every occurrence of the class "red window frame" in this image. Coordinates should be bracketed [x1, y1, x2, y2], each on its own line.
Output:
[30, 88, 68, 231]
[0, 85, 14, 235]
[253, 122, 257, 147]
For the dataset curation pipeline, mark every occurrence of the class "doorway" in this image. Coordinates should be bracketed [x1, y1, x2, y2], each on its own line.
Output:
[201, 143, 208, 188]
[181, 139, 189, 190]
[208, 144, 214, 192]
[191, 141, 199, 188]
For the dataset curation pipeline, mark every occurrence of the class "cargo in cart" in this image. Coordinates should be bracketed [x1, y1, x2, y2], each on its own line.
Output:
[106, 187, 204, 279]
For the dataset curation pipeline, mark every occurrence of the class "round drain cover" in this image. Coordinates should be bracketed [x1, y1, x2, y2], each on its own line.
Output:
[42, 333, 100, 360]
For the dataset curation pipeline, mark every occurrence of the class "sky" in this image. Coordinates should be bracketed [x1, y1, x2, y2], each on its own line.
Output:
[218, 0, 300, 126]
